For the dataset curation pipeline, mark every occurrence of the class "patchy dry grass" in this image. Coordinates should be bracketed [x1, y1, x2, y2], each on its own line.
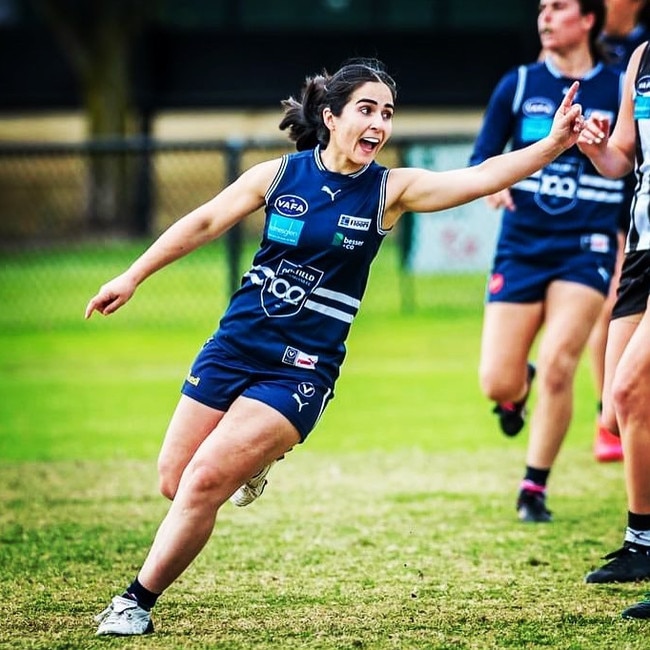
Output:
[0, 449, 642, 650]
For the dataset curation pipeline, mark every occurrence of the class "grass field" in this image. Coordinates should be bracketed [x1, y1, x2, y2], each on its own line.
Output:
[0, 239, 645, 649]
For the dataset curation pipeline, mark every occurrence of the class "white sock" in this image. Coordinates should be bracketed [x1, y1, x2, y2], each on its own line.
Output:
[624, 527, 650, 547]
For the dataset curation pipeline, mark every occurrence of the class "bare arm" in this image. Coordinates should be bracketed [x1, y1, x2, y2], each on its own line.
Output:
[577, 45, 642, 179]
[85, 158, 281, 318]
[383, 81, 584, 227]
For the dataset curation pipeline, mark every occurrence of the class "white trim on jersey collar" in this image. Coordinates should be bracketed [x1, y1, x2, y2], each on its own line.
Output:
[313, 146, 371, 178]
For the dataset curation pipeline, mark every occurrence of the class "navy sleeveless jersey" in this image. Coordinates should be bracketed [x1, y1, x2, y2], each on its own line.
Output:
[601, 25, 650, 72]
[470, 59, 625, 260]
[215, 147, 390, 384]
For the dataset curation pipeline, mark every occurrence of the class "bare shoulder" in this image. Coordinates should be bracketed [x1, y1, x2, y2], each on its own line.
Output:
[236, 157, 285, 193]
[627, 42, 648, 76]
[383, 166, 442, 227]
[386, 166, 427, 197]
[243, 157, 284, 182]
[385, 166, 439, 205]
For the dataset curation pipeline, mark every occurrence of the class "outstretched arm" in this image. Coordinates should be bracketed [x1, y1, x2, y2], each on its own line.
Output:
[384, 81, 584, 226]
[578, 44, 642, 179]
[84, 158, 280, 318]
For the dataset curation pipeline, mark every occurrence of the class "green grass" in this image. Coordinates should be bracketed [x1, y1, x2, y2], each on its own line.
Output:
[0, 240, 642, 649]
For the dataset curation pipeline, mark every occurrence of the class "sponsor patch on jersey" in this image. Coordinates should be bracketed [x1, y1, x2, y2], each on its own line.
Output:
[273, 194, 308, 217]
[282, 346, 318, 370]
[268, 213, 305, 246]
[337, 214, 372, 231]
[638, 75, 650, 95]
[261, 259, 324, 317]
[522, 97, 555, 117]
[488, 273, 504, 295]
[521, 117, 552, 142]
[580, 233, 610, 254]
[534, 158, 581, 214]
[331, 232, 364, 250]
[634, 94, 650, 119]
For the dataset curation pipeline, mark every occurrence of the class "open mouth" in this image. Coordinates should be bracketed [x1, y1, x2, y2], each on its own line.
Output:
[359, 137, 380, 153]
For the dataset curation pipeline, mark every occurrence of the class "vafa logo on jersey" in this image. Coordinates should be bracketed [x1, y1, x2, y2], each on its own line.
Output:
[274, 194, 308, 217]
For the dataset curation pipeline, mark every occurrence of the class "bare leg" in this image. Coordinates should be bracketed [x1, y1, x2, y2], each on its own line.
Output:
[601, 317, 637, 433]
[137, 396, 301, 595]
[479, 301, 543, 403]
[525, 281, 604, 468]
[587, 231, 625, 404]
[589, 233, 626, 461]
[613, 306, 650, 514]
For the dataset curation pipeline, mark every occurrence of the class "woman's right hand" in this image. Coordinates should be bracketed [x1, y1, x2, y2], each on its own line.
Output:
[84, 273, 138, 319]
[577, 112, 610, 154]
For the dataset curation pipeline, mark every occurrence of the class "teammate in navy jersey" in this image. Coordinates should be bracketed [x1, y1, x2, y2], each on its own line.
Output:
[471, 0, 625, 522]
[579, 40, 650, 609]
[600, 0, 650, 69]
[85, 58, 585, 636]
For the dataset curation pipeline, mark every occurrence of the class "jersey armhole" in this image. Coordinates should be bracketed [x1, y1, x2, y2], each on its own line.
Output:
[377, 169, 391, 235]
[512, 65, 528, 116]
[264, 154, 290, 205]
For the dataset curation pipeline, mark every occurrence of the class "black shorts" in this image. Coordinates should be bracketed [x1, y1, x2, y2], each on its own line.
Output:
[612, 250, 650, 319]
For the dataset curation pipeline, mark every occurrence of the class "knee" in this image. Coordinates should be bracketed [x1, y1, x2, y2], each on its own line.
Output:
[612, 376, 637, 423]
[538, 355, 574, 397]
[479, 365, 519, 403]
[179, 461, 229, 506]
[157, 457, 181, 501]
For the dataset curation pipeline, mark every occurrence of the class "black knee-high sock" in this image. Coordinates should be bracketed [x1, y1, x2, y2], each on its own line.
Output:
[123, 577, 160, 611]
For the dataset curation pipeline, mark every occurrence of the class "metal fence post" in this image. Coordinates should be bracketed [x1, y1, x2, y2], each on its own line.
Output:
[133, 111, 154, 236]
[224, 139, 244, 297]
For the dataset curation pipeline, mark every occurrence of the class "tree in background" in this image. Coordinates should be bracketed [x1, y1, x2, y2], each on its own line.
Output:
[30, 0, 160, 233]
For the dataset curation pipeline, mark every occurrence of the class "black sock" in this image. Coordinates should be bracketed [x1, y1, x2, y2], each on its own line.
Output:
[628, 512, 650, 531]
[523, 466, 550, 488]
[123, 577, 160, 611]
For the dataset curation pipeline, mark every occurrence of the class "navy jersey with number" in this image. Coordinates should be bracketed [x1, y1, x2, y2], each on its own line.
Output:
[470, 59, 625, 260]
[215, 147, 390, 385]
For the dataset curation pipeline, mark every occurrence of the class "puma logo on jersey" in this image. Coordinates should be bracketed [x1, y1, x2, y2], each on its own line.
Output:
[292, 393, 309, 412]
[321, 185, 341, 201]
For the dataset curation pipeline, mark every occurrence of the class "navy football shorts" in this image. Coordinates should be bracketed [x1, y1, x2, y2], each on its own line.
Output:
[612, 250, 650, 319]
[486, 248, 615, 303]
[180, 336, 334, 441]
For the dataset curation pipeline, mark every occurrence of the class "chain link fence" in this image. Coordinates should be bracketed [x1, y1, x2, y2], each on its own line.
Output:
[0, 135, 483, 331]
